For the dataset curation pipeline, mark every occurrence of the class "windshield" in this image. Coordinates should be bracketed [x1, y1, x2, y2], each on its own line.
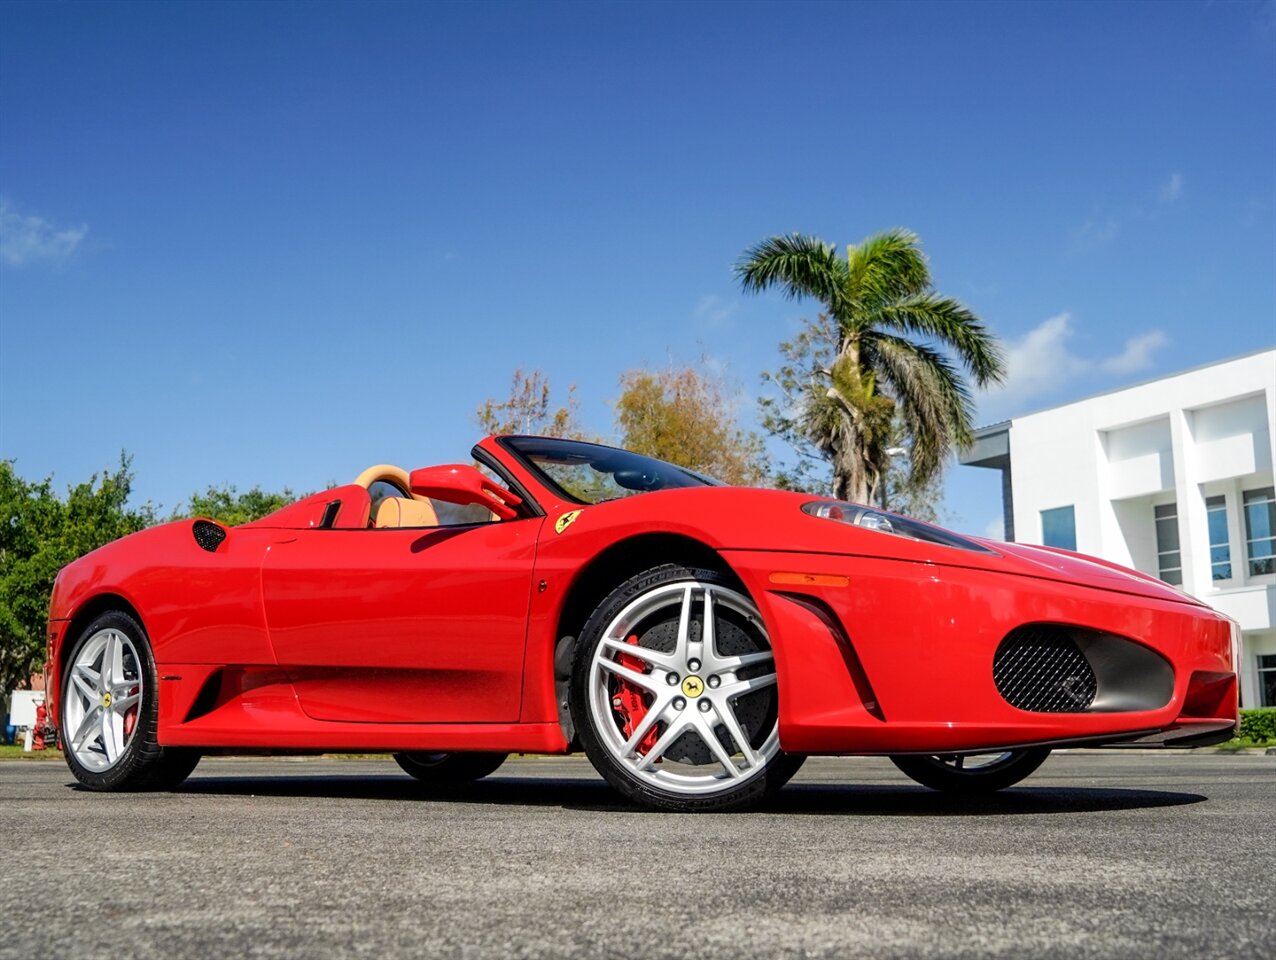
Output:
[498, 436, 723, 505]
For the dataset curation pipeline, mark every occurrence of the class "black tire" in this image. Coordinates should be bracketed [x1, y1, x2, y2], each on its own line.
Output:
[60, 610, 200, 791]
[134, 748, 203, 789]
[392, 751, 509, 784]
[570, 564, 804, 813]
[890, 748, 1051, 794]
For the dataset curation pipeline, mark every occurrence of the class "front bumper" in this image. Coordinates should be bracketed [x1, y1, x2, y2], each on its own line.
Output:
[44, 619, 68, 734]
[724, 550, 1238, 755]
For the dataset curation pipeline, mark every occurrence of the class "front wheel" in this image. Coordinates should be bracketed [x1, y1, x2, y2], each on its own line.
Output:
[392, 751, 508, 785]
[571, 564, 804, 812]
[60, 610, 201, 791]
[890, 748, 1051, 794]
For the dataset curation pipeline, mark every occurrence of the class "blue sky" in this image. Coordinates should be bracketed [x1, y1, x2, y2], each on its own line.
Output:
[2, 0, 1274, 536]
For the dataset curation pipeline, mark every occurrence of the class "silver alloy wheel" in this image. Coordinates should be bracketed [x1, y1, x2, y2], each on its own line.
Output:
[587, 580, 779, 796]
[63, 628, 143, 772]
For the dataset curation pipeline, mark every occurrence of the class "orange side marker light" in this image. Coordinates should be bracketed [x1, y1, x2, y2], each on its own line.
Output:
[768, 572, 850, 588]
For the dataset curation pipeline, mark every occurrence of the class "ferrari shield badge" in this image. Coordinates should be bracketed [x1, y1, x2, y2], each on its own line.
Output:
[555, 510, 583, 534]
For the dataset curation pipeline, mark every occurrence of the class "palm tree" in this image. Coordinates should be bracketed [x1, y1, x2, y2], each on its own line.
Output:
[736, 229, 1005, 505]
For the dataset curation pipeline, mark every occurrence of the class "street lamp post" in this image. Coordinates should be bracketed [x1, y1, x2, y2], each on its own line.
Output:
[880, 447, 907, 510]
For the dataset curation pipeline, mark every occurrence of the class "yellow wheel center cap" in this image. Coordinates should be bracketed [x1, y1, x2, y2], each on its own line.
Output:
[102, 692, 112, 708]
[681, 676, 704, 698]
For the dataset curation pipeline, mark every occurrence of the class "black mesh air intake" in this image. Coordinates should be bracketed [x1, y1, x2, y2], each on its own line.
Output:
[993, 625, 1097, 713]
[192, 520, 227, 552]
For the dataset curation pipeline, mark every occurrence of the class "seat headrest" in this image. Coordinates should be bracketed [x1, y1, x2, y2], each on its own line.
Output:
[374, 496, 439, 529]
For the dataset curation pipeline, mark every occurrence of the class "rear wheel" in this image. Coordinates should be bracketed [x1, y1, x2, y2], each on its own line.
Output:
[571, 564, 803, 812]
[392, 751, 508, 784]
[890, 748, 1051, 793]
[60, 610, 200, 791]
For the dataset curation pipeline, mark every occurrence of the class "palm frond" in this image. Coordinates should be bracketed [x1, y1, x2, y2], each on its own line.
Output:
[743, 226, 1006, 504]
[846, 228, 931, 315]
[734, 234, 850, 317]
[863, 332, 977, 480]
[868, 294, 1006, 386]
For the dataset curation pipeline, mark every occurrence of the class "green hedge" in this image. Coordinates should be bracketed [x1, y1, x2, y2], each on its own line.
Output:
[1238, 708, 1276, 744]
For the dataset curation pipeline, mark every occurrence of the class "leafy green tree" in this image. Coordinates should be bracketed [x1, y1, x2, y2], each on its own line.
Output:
[738, 230, 1005, 505]
[0, 455, 153, 703]
[616, 366, 769, 486]
[772, 405, 945, 522]
[876, 417, 944, 522]
[172, 485, 298, 526]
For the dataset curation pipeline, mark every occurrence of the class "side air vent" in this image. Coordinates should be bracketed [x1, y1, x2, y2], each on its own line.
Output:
[993, 625, 1098, 713]
[192, 520, 227, 553]
[184, 669, 224, 721]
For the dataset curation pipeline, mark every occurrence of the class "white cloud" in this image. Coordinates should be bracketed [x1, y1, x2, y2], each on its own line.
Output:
[980, 312, 1169, 417]
[1159, 172, 1184, 203]
[693, 294, 737, 329]
[1100, 330, 1170, 374]
[1070, 216, 1120, 249]
[991, 313, 1085, 405]
[1070, 173, 1184, 251]
[982, 516, 1004, 540]
[0, 200, 88, 267]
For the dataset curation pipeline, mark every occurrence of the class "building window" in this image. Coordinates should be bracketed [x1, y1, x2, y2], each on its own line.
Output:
[1243, 486, 1275, 577]
[1206, 495, 1231, 581]
[1154, 502, 1182, 586]
[1260, 654, 1276, 708]
[1041, 505, 1076, 551]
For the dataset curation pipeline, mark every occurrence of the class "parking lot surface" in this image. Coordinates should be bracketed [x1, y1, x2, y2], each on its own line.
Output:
[1, 752, 1272, 959]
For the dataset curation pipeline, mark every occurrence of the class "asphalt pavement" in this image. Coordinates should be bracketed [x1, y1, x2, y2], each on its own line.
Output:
[2, 752, 1273, 959]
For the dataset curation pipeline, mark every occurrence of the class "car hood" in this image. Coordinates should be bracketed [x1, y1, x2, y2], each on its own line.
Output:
[957, 538, 1207, 607]
[543, 486, 1207, 609]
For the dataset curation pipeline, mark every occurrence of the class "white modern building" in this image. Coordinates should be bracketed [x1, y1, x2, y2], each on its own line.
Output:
[961, 348, 1276, 708]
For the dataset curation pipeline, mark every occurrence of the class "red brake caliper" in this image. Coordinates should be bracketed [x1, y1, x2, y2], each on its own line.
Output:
[123, 684, 139, 737]
[613, 635, 660, 756]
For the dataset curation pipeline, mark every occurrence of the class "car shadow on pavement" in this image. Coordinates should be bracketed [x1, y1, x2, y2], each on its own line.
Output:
[167, 774, 1206, 815]
[757, 782, 1207, 816]
[171, 774, 631, 808]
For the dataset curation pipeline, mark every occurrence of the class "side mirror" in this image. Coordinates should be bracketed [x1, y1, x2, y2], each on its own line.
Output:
[409, 465, 522, 521]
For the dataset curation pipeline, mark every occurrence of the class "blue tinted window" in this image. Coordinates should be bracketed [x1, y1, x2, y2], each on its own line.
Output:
[1260, 654, 1276, 707]
[1041, 505, 1076, 551]
[1206, 495, 1231, 581]
[1244, 487, 1276, 577]
[1154, 502, 1182, 585]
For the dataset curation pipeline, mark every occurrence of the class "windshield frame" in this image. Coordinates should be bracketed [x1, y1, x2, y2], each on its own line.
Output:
[495, 435, 723, 506]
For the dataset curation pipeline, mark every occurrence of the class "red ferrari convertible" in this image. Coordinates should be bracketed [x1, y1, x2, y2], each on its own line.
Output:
[47, 435, 1240, 811]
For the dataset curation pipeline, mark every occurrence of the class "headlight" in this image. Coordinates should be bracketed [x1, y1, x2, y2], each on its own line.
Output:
[801, 500, 996, 554]
[1228, 617, 1243, 672]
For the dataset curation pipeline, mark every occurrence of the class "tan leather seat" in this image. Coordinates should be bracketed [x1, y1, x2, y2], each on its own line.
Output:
[374, 496, 439, 529]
